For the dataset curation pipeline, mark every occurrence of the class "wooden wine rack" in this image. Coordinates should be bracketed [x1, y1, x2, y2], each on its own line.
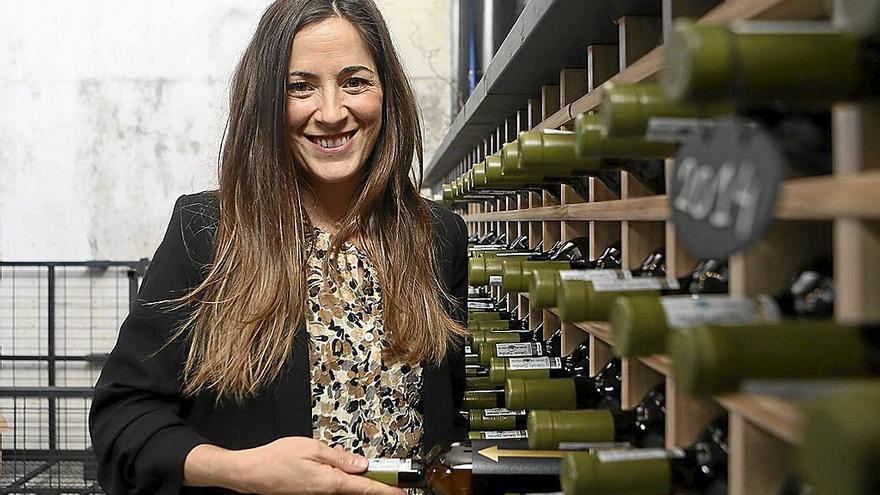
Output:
[429, 0, 880, 493]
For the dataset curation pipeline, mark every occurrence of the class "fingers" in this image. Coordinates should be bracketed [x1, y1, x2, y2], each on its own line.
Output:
[331, 472, 408, 495]
[306, 441, 368, 474]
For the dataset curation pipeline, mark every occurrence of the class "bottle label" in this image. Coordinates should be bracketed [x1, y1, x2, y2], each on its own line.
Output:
[464, 345, 472, 354]
[483, 408, 526, 417]
[591, 277, 681, 292]
[468, 302, 496, 310]
[495, 342, 543, 357]
[480, 430, 529, 439]
[489, 275, 503, 286]
[596, 448, 686, 463]
[507, 356, 562, 370]
[660, 294, 781, 329]
[368, 458, 414, 473]
[558, 269, 630, 282]
[646, 117, 715, 143]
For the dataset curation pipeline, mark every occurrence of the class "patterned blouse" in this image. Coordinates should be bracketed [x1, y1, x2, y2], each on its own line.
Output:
[307, 228, 424, 458]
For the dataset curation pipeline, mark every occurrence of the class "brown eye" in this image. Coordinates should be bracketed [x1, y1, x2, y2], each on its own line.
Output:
[287, 81, 311, 93]
[343, 77, 369, 89]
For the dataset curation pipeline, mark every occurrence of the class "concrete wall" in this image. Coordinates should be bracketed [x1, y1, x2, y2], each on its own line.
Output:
[0, 0, 451, 261]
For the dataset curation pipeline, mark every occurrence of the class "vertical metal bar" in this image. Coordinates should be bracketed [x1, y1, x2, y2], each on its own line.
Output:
[47, 265, 57, 452]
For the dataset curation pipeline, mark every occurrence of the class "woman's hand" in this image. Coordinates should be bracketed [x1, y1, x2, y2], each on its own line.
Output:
[186, 437, 406, 495]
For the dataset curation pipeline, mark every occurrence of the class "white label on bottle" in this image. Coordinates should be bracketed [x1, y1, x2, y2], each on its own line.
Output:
[660, 294, 783, 329]
[489, 275, 503, 286]
[597, 448, 686, 463]
[558, 269, 630, 282]
[468, 303, 495, 310]
[495, 342, 542, 357]
[646, 117, 715, 143]
[558, 441, 632, 451]
[507, 356, 562, 370]
[480, 430, 529, 439]
[483, 408, 526, 417]
[591, 277, 681, 292]
[368, 458, 413, 472]
[541, 129, 572, 135]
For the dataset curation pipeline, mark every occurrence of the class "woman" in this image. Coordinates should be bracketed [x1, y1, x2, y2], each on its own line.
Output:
[89, 1, 469, 494]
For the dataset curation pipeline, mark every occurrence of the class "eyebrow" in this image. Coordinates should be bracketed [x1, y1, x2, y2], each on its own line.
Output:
[288, 65, 376, 79]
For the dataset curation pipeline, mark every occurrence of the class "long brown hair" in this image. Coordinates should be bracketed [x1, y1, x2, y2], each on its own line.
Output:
[172, 0, 465, 402]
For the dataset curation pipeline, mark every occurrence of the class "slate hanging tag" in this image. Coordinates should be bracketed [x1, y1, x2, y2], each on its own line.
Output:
[670, 116, 785, 259]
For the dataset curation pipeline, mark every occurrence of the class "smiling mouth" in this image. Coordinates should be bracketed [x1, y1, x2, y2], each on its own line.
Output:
[307, 130, 357, 150]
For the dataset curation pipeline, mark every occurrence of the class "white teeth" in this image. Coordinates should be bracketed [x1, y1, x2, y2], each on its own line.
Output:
[314, 132, 352, 149]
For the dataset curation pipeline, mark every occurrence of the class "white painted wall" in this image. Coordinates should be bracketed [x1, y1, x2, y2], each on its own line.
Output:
[0, 0, 452, 261]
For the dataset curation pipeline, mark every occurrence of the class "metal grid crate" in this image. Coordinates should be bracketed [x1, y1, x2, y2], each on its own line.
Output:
[1, 261, 147, 495]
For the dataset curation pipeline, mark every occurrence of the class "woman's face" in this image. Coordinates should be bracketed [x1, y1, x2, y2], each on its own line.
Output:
[286, 17, 384, 187]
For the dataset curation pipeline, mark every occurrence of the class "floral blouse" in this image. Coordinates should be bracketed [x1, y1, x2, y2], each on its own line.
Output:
[307, 228, 424, 459]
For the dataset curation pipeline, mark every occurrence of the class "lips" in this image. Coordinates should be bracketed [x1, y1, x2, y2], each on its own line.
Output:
[307, 130, 357, 150]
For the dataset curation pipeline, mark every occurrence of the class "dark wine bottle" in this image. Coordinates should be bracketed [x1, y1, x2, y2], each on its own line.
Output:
[364, 439, 563, 494]
[559, 414, 728, 495]
[505, 359, 622, 411]
[527, 382, 666, 449]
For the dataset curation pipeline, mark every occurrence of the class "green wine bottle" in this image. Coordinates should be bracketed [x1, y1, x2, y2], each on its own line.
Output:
[505, 359, 622, 411]
[610, 294, 781, 357]
[527, 382, 665, 449]
[557, 272, 681, 323]
[803, 383, 880, 495]
[559, 414, 728, 495]
[663, 19, 879, 104]
[574, 113, 678, 159]
[516, 130, 602, 175]
[669, 321, 880, 395]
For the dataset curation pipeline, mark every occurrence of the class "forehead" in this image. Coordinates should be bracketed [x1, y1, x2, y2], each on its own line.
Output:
[289, 16, 376, 72]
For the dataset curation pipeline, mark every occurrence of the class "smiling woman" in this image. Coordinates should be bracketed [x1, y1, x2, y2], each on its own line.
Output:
[87, 1, 469, 495]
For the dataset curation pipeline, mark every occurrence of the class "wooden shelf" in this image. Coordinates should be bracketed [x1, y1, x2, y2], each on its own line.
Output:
[719, 394, 803, 445]
[462, 170, 880, 223]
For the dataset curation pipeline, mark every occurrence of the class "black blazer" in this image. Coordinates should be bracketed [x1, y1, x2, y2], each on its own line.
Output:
[89, 191, 469, 495]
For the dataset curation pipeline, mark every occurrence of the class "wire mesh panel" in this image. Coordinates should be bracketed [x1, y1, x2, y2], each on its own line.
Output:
[0, 261, 147, 494]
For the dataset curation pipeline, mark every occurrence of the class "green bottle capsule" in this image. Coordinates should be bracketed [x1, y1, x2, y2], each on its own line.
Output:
[506, 377, 577, 410]
[560, 451, 671, 495]
[669, 322, 872, 395]
[469, 408, 527, 431]
[442, 184, 454, 203]
[804, 383, 880, 495]
[469, 330, 530, 347]
[557, 274, 673, 322]
[517, 130, 602, 174]
[528, 267, 562, 308]
[599, 82, 730, 139]
[574, 113, 677, 159]
[501, 260, 571, 294]
[465, 375, 495, 391]
[527, 409, 616, 450]
[663, 20, 865, 104]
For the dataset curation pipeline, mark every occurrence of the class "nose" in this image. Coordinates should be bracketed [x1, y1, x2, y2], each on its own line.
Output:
[315, 89, 348, 128]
